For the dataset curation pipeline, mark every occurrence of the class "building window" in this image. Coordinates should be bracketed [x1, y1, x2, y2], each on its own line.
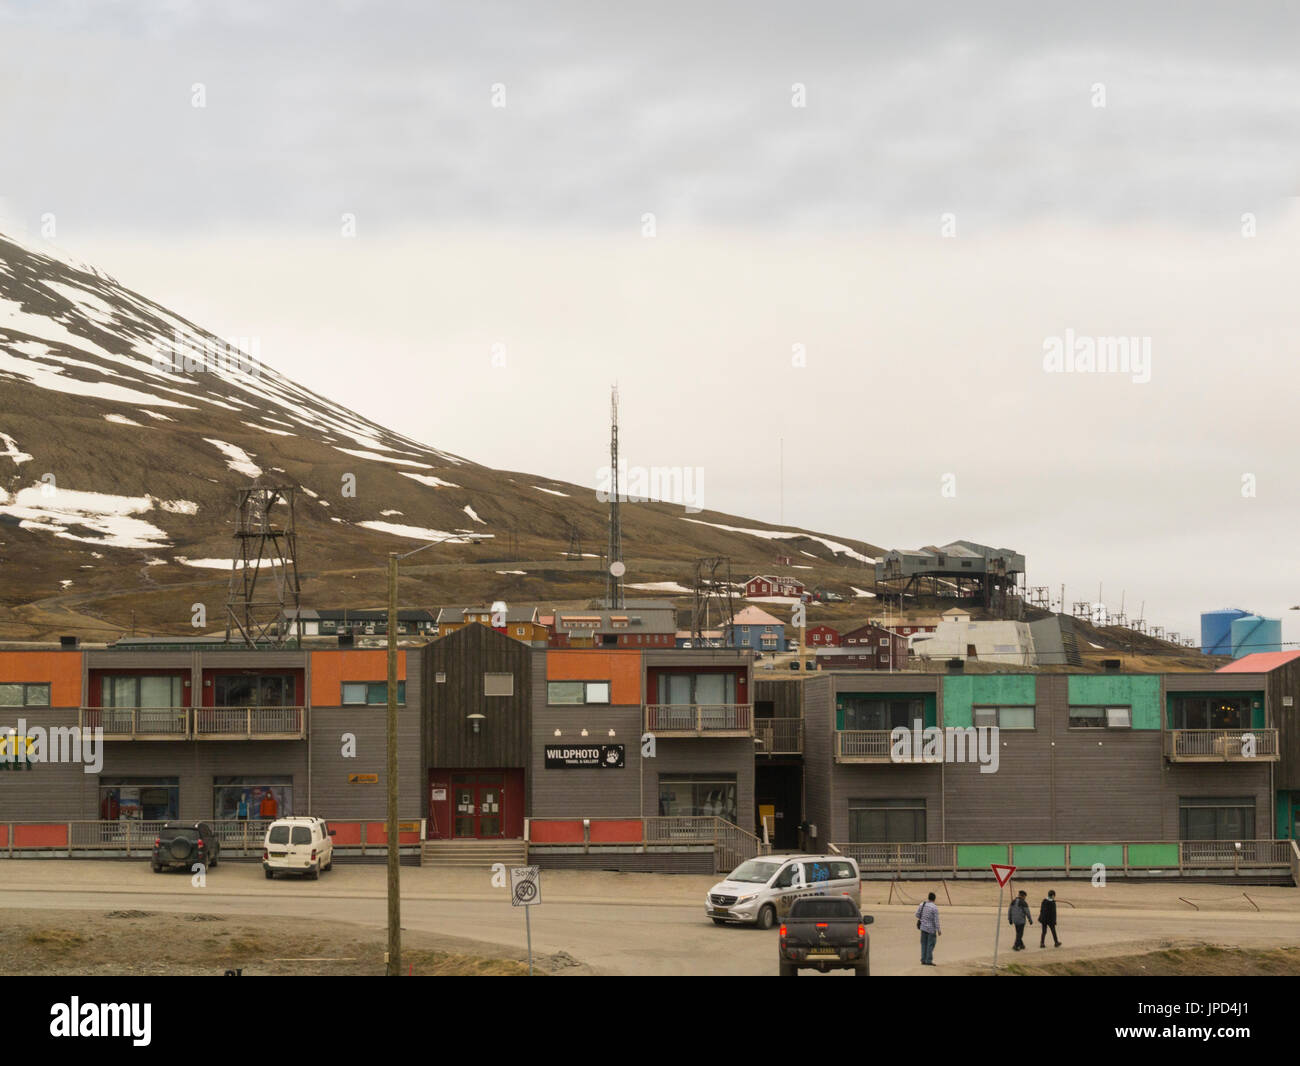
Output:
[213, 776, 294, 820]
[1179, 797, 1256, 840]
[849, 798, 926, 843]
[657, 673, 736, 705]
[658, 775, 737, 824]
[1069, 705, 1132, 729]
[484, 673, 514, 697]
[842, 697, 924, 732]
[436, 672, 447, 684]
[1169, 696, 1253, 731]
[341, 682, 405, 706]
[215, 674, 295, 707]
[98, 677, 181, 708]
[0, 682, 52, 707]
[99, 777, 180, 821]
[973, 705, 1035, 730]
[547, 681, 609, 705]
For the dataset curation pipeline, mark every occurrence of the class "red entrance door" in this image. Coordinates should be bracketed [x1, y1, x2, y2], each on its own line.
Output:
[451, 772, 504, 838]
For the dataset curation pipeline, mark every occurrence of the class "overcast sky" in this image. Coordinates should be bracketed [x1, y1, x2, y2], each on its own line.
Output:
[2, 0, 1299, 645]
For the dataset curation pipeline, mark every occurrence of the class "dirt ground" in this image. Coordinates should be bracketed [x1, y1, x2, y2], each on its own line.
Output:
[6, 860, 1300, 976]
[1000, 943, 1300, 976]
[2, 906, 581, 976]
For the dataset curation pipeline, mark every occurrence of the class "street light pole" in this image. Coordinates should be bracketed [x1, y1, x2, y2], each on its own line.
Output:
[386, 551, 400, 977]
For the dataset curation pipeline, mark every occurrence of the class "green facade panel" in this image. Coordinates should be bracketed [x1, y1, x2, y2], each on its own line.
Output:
[1067, 675, 1162, 729]
[942, 675, 1037, 728]
[1011, 844, 1066, 868]
[1127, 844, 1180, 868]
[957, 844, 1010, 868]
[1068, 844, 1123, 868]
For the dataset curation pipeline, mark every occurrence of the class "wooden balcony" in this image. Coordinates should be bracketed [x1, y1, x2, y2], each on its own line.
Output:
[79, 707, 306, 741]
[79, 707, 189, 740]
[644, 704, 753, 737]
[755, 717, 803, 754]
[194, 706, 305, 740]
[835, 729, 941, 764]
[1163, 728, 1279, 763]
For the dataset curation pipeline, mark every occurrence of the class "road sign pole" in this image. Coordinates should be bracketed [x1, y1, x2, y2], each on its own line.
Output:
[992, 882, 1003, 974]
[525, 904, 533, 976]
[989, 862, 1016, 973]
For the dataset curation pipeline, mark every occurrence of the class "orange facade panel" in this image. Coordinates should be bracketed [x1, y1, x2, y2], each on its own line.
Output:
[0, 651, 82, 707]
[545, 649, 642, 705]
[309, 649, 405, 707]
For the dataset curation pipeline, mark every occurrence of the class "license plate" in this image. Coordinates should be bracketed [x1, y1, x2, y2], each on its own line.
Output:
[710, 908, 730, 917]
[807, 949, 838, 957]
[270, 851, 286, 857]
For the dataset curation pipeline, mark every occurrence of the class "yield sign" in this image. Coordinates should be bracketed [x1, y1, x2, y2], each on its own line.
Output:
[991, 863, 1016, 886]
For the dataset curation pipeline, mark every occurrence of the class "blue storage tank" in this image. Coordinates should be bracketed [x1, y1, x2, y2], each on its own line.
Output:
[1201, 608, 1248, 655]
[1230, 615, 1282, 659]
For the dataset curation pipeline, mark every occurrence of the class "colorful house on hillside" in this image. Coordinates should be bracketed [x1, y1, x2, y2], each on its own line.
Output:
[726, 606, 788, 652]
[745, 575, 806, 600]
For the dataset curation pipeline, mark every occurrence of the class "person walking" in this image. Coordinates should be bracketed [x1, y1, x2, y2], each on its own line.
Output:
[1038, 889, 1061, 948]
[915, 892, 941, 966]
[1009, 889, 1032, 950]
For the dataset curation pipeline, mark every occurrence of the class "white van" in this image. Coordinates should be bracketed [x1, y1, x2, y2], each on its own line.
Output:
[706, 854, 860, 929]
[263, 816, 335, 880]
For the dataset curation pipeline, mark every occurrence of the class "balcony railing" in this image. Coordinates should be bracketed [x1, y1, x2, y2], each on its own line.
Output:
[644, 704, 753, 737]
[195, 706, 305, 739]
[79, 707, 306, 740]
[835, 729, 940, 763]
[755, 717, 803, 754]
[80, 707, 189, 739]
[1163, 728, 1279, 762]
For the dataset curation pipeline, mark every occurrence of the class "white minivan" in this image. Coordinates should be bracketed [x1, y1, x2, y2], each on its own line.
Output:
[263, 816, 335, 880]
[706, 854, 860, 929]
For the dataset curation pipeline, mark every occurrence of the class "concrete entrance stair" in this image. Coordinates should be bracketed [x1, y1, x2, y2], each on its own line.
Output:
[421, 838, 528, 868]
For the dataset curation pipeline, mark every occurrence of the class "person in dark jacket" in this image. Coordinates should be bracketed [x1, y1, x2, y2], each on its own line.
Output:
[1038, 889, 1061, 947]
[1008, 889, 1032, 950]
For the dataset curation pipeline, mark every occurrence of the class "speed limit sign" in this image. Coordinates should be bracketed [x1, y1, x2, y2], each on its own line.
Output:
[509, 865, 541, 907]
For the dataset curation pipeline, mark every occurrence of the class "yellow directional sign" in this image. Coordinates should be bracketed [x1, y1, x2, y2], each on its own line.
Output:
[348, 773, 379, 784]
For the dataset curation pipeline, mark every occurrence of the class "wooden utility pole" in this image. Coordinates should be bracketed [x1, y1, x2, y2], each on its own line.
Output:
[386, 552, 401, 977]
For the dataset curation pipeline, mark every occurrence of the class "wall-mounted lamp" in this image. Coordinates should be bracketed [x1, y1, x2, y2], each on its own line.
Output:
[467, 712, 486, 735]
[580, 728, 589, 737]
[553, 728, 562, 737]
[608, 729, 616, 737]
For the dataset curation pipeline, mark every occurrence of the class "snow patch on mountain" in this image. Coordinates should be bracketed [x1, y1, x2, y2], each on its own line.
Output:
[356, 521, 490, 543]
[203, 438, 261, 478]
[682, 518, 877, 565]
[401, 473, 460, 489]
[463, 504, 485, 524]
[0, 485, 173, 549]
[0, 433, 32, 464]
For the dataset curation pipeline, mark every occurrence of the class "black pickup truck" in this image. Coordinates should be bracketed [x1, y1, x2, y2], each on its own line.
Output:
[778, 896, 872, 976]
